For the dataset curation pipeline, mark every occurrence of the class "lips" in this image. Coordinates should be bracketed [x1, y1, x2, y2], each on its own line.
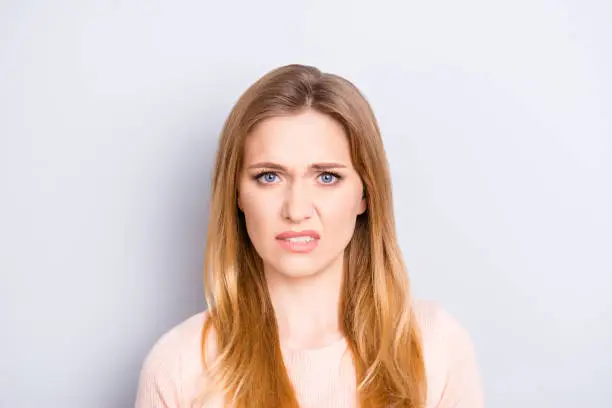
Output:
[275, 230, 320, 253]
[275, 230, 321, 240]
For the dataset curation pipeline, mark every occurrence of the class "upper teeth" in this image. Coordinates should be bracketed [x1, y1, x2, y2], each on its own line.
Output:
[285, 236, 314, 242]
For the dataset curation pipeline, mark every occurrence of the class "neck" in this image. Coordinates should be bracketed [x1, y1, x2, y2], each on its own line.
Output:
[265, 255, 344, 350]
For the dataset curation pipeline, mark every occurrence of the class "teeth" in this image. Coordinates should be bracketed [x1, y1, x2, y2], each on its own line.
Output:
[285, 236, 314, 243]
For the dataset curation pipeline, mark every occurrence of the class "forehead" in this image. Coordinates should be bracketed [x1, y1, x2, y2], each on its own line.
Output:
[243, 109, 352, 166]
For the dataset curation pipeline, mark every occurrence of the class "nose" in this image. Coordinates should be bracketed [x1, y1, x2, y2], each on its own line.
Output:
[281, 181, 313, 223]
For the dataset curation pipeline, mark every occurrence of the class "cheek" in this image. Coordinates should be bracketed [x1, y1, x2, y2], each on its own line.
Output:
[319, 188, 363, 229]
[331, 185, 363, 213]
[239, 189, 278, 241]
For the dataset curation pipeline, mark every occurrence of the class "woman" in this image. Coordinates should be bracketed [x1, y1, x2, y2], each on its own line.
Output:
[135, 64, 484, 408]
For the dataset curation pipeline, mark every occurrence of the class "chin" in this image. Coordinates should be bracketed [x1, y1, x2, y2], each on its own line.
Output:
[271, 258, 323, 279]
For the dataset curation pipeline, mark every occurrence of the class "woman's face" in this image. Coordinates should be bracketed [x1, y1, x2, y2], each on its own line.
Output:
[238, 109, 366, 280]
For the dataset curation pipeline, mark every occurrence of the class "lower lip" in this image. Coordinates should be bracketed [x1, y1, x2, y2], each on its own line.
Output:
[276, 238, 319, 253]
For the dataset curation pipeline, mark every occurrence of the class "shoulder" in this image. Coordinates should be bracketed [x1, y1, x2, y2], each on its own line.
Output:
[141, 310, 209, 373]
[412, 298, 469, 339]
[411, 299, 473, 373]
[135, 311, 211, 407]
[411, 299, 485, 408]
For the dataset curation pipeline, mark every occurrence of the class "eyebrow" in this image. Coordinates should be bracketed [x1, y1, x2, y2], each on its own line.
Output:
[246, 162, 348, 171]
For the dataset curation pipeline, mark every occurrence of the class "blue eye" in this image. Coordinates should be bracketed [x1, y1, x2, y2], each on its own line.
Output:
[256, 172, 279, 184]
[318, 172, 340, 184]
[255, 171, 341, 185]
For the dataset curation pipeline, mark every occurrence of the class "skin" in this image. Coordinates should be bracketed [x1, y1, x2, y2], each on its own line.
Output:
[237, 109, 366, 350]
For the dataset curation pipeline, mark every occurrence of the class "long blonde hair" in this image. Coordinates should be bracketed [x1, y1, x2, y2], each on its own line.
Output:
[198, 64, 426, 407]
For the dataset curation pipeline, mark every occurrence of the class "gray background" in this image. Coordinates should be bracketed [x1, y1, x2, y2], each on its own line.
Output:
[1, 1, 610, 407]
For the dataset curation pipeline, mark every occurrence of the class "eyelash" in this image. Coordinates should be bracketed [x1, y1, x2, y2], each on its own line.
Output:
[253, 171, 343, 185]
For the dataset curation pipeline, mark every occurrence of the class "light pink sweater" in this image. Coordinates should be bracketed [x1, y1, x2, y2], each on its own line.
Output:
[135, 300, 484, 407]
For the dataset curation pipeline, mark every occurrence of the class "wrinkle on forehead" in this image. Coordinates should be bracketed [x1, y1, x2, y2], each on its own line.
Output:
[243, 110, 354, 170]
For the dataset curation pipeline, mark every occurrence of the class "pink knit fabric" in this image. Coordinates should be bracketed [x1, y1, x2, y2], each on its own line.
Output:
[135, 300, 484, 407]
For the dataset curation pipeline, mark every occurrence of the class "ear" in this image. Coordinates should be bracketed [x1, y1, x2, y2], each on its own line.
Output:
[357, 193, 367, 215]
[237, 191, 243, 211]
